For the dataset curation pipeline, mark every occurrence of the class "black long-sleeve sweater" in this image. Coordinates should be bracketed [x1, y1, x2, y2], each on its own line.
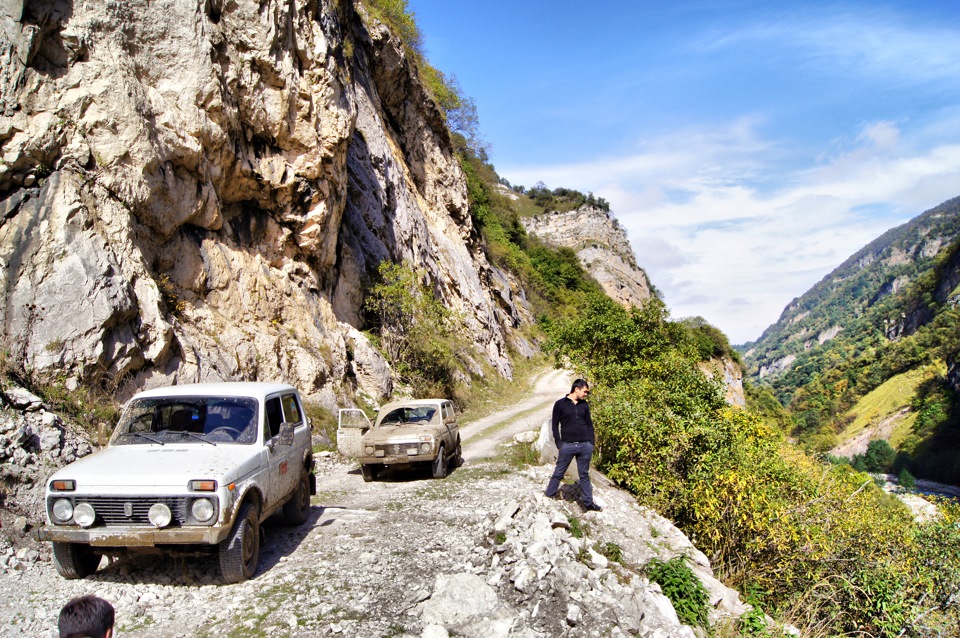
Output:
[551, 396, 594, 445]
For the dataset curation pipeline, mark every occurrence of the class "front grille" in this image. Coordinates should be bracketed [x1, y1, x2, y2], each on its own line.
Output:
[55, 496, 189, 526]
[375, 442, 420, 456]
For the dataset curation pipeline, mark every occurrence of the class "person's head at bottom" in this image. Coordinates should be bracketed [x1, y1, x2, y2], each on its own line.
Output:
[59, 595, 115, 638]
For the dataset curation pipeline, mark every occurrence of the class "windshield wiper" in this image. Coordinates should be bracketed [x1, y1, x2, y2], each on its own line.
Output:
[171, 431, 217, 446]
[127, 431, 165, 445]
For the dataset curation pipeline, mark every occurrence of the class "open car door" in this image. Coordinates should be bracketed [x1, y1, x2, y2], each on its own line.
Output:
[337, 409, 372, 458]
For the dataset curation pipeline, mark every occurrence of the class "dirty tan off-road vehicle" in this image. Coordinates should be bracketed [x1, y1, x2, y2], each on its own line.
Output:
[337, 399, 461, 481]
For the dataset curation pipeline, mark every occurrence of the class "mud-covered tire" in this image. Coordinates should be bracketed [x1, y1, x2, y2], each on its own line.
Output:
[281, 470, 311, 525]
[431, 445, 447, 479]
[219, 502, 260, 584]
[52, 542, 101, 579]
[361, 464, 379, 482]
[452, 438, 463, 468]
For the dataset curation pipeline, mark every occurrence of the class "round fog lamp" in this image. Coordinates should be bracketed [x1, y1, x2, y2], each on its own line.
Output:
[191, 498, 215, 523]
[52, 498, 74, 523]
[73, 503, 96, 528]
[148, 503, 173, 528]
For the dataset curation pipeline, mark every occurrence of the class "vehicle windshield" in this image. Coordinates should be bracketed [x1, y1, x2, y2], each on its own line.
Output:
[378, 406, 437, 426]
[111, 396, 259, 445]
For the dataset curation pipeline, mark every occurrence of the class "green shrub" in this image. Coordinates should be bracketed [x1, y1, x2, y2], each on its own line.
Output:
[364, 261, 467, 396]
[898, 467, 917, 490]
[646, 556, 709, 627]
[545, 295, 960, 636]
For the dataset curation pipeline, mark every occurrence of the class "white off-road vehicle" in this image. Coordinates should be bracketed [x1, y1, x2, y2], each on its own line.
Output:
[337, 399, 461, 481]
[36, 382, 315, 583]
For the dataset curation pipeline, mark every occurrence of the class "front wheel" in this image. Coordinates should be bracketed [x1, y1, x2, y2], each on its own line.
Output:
[452, 438, 463, 468]
[361, 464, 379, 482]
[281, 470, 311, 525]
[431, 445, 447, 479]
[219, 502, 260, 584]
[52, 542, 101, 579]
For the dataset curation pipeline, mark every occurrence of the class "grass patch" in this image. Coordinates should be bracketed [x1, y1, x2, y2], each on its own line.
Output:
[837, 363, 942, 446]
[502, 440, 539, 468]
[457, 354, 551, 424]
[595, 541, 624, 564]
[304, 401, 338, 451]
[568, 515, 585, 539]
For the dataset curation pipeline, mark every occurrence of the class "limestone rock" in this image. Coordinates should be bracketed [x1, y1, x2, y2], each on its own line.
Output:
[0, 0, 522, 410]
[521, 206, 652, 308]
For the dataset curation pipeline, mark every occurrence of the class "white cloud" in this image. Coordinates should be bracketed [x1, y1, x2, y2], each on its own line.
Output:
[501, 118, 960, 344]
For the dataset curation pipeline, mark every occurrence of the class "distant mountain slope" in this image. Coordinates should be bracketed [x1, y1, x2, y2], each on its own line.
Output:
[742, 195, 960, 385]
[738, 195, 960, 482]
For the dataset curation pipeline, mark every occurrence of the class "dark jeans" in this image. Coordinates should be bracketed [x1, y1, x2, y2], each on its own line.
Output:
[545, 441, 595, 507]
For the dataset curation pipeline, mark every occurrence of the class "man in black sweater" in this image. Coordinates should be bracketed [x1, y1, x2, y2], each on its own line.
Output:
[544, 379, 602, 512]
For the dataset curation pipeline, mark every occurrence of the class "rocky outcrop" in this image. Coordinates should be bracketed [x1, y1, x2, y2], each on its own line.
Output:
[0, 385, 94, 520]
[699, 357, 745, 407]
[522, 206, 652, 308]
[0, 0, 523, 407]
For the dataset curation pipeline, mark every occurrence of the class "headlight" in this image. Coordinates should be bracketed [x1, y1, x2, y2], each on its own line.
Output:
[52, 499, 74, 523]
[73, 503, 96, 528]
[191, 498, 215, 523]
[148, 503, 172, 528]
[364, 446, 374, 455]
[420, 442, 432, 454]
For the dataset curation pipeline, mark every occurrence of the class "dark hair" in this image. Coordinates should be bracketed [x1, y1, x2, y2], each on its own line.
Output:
[59, 595, 114, 638]
[570, 379, 590, 393]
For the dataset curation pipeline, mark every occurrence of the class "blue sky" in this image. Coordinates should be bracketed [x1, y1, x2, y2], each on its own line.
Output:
[407, 0, 960, 344]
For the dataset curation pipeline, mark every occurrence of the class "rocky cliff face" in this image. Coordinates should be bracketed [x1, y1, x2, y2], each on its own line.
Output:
[0, 0, 525, 405]
[521, 206, 652, 308]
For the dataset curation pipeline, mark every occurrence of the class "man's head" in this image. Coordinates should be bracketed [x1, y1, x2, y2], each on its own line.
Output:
[58, 595, 114, 638]
[569, 379, 590, 400]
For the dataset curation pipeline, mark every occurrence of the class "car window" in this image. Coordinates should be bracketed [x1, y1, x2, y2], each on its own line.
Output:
[265, 397, 283, 438]
[280, 393, 303, 425]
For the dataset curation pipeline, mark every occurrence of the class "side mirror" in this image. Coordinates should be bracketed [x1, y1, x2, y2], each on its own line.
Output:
[97, 422, 112, 446]
[276, 422, 296, 446]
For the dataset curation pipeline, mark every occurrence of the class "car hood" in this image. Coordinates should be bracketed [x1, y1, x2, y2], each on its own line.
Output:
[363, 425, 441, 442]
[48, 444, 263, 490]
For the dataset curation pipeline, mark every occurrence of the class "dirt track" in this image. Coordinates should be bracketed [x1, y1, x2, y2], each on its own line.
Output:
[1, 369, 573, 637]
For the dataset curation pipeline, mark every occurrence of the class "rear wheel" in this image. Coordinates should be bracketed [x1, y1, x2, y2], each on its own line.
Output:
[361, 464, 379, 482]
[219, 502, 260, 584]
[52, 542, 101, 579]
[431, 445, 447, 479]
[281, 470, 311, 525]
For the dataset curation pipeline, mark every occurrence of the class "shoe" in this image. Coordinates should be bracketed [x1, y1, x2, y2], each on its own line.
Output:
[546, 493, 562, 501]
[582, 503, 603, 512]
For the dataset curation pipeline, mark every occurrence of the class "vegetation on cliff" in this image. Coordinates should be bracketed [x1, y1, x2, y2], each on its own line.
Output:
[547, 294, 960, 636]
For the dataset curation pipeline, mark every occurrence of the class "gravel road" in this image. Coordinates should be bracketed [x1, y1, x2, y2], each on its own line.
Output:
[1, 370, 573, 637]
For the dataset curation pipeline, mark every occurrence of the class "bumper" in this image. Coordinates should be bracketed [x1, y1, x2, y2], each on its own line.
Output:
[358, 454, 434, 466]
[35, 524, 231, 547]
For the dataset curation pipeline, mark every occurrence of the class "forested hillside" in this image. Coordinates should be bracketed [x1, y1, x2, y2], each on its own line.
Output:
[740, 196, 960, 482]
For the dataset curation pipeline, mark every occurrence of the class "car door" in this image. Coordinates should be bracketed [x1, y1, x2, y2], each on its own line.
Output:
[440, 401, 457, 452]
[263, 393, 301, 509]
[337, 409, 371, 458]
